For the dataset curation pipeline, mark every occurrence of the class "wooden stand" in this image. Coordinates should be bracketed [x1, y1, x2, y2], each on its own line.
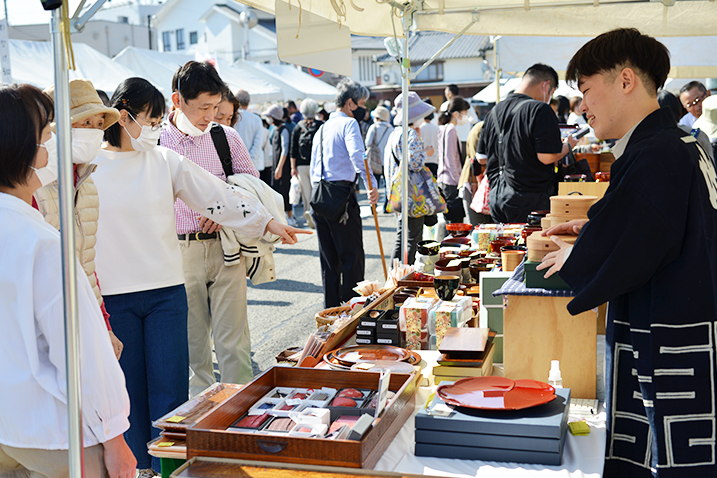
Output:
[502, 295, 597, 399]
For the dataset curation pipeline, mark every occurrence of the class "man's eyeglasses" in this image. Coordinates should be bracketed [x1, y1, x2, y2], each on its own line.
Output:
[684, 93, 707, 110]
[128, 111, 166, 131]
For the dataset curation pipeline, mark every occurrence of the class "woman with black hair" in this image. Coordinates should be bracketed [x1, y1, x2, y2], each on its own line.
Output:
[92, 77, 305, 476]
[436, 96, 470, 233]
[0, 84, 136, 477]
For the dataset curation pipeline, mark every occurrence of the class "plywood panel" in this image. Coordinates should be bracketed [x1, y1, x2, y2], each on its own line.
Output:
[503, 295, 597, 399]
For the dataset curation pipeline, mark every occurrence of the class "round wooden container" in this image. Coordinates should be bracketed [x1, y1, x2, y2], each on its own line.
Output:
[550, 214, 587, 227]
[541, 216, 552, 229]
[526, 232, 578, 262]
[550, 194, 598, 216]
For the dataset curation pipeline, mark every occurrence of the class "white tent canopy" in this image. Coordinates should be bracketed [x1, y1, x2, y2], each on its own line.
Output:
[474, 78, 580, 103]
[112, 46, 284, 103]
[234, 59, 338, 102]
[497, 36, 717, 79]
[241, 0, 717, 38]
[9, 40, 138, 93]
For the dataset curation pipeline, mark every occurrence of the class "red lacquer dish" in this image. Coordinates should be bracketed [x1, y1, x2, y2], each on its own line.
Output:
[436, 376, 556, 411]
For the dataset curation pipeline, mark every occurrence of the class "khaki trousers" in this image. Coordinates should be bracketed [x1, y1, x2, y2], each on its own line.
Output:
[180, 237, 252, 397]
[296, 165, 312, 211]
[0, 444, 107, 478]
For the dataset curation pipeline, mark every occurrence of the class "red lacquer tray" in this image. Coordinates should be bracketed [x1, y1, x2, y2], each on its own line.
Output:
[436, 376, 556, 411]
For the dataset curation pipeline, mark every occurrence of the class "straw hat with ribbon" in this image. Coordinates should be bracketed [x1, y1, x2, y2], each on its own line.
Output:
[44, 78, 120, 130]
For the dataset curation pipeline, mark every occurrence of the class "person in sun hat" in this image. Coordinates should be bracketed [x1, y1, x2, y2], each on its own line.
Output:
[385, 91, 435, 264]
[35, 78, 124, 360]
[364, 104, 394, 212]
[264, 103, 297, 226]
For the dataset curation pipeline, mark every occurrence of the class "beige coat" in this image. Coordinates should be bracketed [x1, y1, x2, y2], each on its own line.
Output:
[34, 163, 103, 309]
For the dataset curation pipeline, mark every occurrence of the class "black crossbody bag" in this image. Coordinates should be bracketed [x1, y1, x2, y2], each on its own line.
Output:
[209, 124, 234, 180]
[309, 126, 352, 223]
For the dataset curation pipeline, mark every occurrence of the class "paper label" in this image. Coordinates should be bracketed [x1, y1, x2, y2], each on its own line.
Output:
[248, 408, 266, 416]
[355, 363, 374, 370]
[158, 441, 175, 447]
[374, 370, 392, 419]
[285, 398, 302, 406]
[381, 323, 398, 329]
[165, 416, 186, 423]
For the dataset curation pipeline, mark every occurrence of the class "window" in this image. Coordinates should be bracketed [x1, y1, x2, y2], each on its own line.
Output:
[412, 61, 444, 83]
[189, 31, 198, 45]
[117, 16, 129, 24]
[176, 29, 185, 50]
[162, 31, 171, 51]
[358, 56, 379, 82]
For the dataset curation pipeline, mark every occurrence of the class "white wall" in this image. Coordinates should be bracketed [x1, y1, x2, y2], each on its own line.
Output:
[352, 49, 382, 87]
[93, 4, 162, 27]
[154, 0, 206, 53]
[203, 13, 236, 62]
[443, 58, 483, 83]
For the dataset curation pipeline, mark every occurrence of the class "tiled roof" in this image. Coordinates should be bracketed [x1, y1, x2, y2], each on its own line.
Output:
[351, 35, 387, 50]
[375, 31, 490, 62]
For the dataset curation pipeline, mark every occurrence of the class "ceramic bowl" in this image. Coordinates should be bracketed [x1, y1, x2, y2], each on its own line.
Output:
[445, 223, 473, 237]
[417, 240, 441, 256]
[433, 275, 461, 301]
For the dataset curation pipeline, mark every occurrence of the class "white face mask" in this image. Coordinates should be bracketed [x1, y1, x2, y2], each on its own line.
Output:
[175, 109, 211, 137]
[71, 128, 104, 164]
[32, 133, 58, 187]
[456, 113, 468, 126]
[123, 112, 162, 152]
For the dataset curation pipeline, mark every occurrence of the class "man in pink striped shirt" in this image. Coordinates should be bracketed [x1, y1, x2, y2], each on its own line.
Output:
[160, 61, 261, 396]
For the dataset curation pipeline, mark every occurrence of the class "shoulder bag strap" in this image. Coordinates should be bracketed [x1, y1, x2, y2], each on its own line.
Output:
[210, 124, 234, 180]
[319, 124, 326, 180]
[492, 99, 533, 176]
[376, 125, 390, 146]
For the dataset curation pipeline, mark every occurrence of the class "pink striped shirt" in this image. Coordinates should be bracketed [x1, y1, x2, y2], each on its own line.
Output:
[160, 111, 259, 235]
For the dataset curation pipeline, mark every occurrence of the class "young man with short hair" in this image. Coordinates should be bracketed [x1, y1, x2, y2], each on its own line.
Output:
[539, 28, 717, 478]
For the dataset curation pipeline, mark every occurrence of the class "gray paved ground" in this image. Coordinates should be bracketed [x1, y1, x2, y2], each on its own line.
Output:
[243, 190, 398, 376]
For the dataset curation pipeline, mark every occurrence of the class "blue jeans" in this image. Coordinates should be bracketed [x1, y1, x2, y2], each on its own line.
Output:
[104, 284, 189, 471]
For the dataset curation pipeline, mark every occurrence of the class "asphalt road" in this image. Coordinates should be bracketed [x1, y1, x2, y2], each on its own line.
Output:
[245, 190, 398, 376]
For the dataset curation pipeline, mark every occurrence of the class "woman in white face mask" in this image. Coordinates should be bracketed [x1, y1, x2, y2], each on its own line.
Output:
[0, 83, 137, 478]
[92, 77, 308, 476]
[35, 78, 125, 360]
[435, 96, 471, 236]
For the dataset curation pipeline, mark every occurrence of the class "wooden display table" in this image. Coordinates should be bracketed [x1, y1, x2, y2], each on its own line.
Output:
[503, 295, 598, 399]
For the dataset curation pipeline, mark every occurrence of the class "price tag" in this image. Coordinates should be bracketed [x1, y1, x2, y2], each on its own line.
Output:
[285, 399, 302, 406]
[374, 370, 392, 419]
[248, 408, 266, 416]
[158, 441, 175, 447]
[355, 363, 374, 370]
[165, 416, 185, 423]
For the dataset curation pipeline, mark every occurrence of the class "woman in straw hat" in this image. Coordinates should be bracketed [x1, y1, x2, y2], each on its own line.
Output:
[36, 78, 124, 359]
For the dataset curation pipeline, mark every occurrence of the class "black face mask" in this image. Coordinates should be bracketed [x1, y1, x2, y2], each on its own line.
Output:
[352, 106, 367, 123]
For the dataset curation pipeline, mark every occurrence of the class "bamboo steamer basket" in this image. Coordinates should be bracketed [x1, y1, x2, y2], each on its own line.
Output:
[526, 231, 578, 262]
[550, 194, 598, 216]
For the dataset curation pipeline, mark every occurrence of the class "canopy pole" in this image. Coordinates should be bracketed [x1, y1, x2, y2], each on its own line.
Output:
[401, 12, 410, 265]
[51, 10, 84, 477]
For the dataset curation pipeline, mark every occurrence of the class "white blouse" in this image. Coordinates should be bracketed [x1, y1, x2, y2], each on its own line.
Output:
[92, 145, 272, 295]
[0, 193, 130, 449]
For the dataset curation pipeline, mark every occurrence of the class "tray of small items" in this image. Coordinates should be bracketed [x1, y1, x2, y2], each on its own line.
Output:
[186, 366, 418, 469]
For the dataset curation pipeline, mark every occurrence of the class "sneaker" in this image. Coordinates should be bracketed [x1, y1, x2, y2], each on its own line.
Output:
[304, 211, 315, 229]
[136, 469, 157, 478]
[286, 216, 298, 227]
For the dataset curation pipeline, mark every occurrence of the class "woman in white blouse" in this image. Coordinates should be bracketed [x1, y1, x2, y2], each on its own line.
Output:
[92, 77, 306, 474]
[0, 84, 135, 477]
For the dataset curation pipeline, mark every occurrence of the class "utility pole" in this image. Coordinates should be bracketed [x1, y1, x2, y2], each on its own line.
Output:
[147, 14, 151, 50]
[3, 0, 8, 25]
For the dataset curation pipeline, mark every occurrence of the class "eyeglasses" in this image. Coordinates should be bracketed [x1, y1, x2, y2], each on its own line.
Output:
[128, 111, 166, 131]
[684, 92, 707, 110]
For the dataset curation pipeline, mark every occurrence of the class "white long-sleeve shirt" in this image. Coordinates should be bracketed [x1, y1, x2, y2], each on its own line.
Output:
[0, 193, 130, 450]
[92, 146, 272, 295]
[235, 109, 265, 171]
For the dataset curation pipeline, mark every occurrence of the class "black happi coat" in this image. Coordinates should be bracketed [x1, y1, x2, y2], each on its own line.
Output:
[560, 107, 717, 477]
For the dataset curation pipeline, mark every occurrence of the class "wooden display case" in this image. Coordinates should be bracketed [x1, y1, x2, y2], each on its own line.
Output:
[186, 367, 419, 468]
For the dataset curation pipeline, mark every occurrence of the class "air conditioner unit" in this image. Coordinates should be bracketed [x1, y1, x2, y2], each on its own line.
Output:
[381, 70, 400, 85]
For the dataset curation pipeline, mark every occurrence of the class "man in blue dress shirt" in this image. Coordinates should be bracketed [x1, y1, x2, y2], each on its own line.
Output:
[310, 78, 379, 307]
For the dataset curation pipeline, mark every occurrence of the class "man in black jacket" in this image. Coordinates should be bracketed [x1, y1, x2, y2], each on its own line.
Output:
[539, 28, 717, 478]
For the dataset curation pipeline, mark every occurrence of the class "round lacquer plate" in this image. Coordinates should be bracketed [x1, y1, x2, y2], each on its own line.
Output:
[436, 377, 556, 410]
[330, 345, 412, 365]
